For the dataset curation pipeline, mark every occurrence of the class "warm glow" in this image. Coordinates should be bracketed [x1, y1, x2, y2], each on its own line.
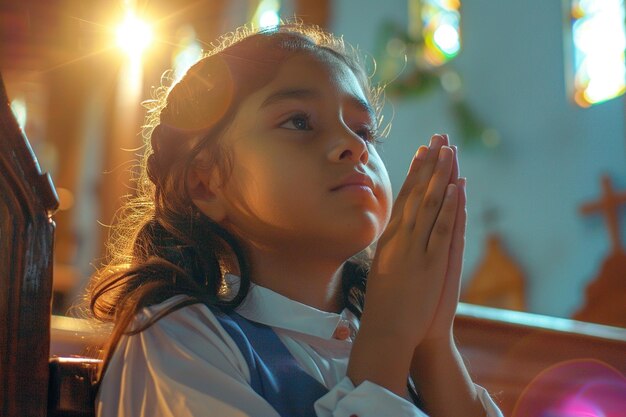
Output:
[116, 12, 153, 58]
[10, 98, 27, 129]
[56, 187, 75, 211]
[252, 0, 281, 29]
[172, 26, 203, 82]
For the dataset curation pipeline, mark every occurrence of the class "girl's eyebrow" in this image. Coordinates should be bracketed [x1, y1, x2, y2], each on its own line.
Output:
[259, 87, 375, 120]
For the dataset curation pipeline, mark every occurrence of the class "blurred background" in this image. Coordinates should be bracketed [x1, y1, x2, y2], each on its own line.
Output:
[1, 0, 624, 327]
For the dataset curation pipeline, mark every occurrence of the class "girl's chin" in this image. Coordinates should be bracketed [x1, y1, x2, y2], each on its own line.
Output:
[341, 233, 380, 258]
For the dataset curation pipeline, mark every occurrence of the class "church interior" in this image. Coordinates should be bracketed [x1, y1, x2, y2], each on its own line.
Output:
[1, 0, 625, 416]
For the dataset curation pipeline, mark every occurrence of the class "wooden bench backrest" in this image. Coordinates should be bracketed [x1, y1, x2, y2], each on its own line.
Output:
[0, 71, 59, 417]
[454, 303, 626, 415]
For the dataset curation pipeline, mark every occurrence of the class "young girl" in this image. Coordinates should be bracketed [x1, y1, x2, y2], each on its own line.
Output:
[90, 23, 503, 417]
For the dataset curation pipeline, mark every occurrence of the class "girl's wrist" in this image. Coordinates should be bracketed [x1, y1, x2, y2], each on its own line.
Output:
[348, 322, 415, 396]
[411, 330, 456, 366]
[409, 333, 484, 417]
[358, 307, 429, 347]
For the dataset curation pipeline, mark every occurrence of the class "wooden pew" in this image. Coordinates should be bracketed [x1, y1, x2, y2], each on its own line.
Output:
[0, 71, 99, 417]
[0, 72, 58, 417]
[454, 303, 626, 415]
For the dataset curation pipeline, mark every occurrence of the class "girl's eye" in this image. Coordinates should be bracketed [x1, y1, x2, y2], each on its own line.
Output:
[354, 125, 379, 143]
[281, 114, 312, 131]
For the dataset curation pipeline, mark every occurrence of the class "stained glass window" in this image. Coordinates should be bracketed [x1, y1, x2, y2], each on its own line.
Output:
[570, 0, 626, 107]
[410, 0, 461, 66]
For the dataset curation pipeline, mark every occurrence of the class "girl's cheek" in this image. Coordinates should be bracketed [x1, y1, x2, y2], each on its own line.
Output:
[381, 177, 394, 220]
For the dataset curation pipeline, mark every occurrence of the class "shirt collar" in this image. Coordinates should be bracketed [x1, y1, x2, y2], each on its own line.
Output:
[229, 275, 358, 340]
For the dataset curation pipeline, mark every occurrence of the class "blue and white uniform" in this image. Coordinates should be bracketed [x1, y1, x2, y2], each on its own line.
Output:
[96, 278, 503, 417]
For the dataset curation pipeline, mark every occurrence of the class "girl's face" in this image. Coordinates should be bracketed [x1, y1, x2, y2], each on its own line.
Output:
[209, 51, 393, 259]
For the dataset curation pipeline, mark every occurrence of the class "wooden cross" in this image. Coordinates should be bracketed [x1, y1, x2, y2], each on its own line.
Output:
[580, 175, 626, 254]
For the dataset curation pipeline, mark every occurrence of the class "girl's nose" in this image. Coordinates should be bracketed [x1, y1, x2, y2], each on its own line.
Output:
[329, 125, 369, 165]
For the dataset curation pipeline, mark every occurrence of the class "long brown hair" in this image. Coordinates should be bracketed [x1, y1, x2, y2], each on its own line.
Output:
[88, 23, 384, 381]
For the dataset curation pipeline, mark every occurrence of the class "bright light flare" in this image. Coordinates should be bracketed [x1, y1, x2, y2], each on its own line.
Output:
[252, 0, 281, 29]
[434, 24, 460, 55]
[512, 359, 626, 417]
[571, 0, 626, 106]
[260, 10, 280, 28]
[557, 396, 607, 417]
[172, 26, 203, 82]
[116, 12, 153, 58]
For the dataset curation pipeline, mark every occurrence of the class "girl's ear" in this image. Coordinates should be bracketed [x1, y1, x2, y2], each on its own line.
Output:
[187, 166, 228, 223]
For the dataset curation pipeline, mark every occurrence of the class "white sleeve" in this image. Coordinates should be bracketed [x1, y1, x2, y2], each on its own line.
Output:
[315, 378, 503, 417]
[315, 377, 428, 417]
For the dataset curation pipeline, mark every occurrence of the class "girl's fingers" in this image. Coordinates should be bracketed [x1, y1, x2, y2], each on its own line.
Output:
[437, 133, 450, 148]
[454, 178, 467, 242]
[399, 137, 447, 217]
[450, 145, 459, 184]
[425, 178, 467, 336]
[386, 134, 453, 236]
[392, 146, 429, 215]
[404, 146, 454, 237]
[394, 134, 447, 209]
[446, 177, 467, 277]
[389, 134, 444, 227]
[442, 178, 466, 278]
[431, 134, 448, 152]
[426, 182, 459, 255]
[386, 146, 429, 233]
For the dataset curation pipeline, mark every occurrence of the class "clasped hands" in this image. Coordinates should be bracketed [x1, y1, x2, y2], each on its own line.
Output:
[362, 133, 466, 351]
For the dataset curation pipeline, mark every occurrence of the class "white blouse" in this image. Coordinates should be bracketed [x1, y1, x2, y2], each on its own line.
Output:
[96, 281, 504, 417]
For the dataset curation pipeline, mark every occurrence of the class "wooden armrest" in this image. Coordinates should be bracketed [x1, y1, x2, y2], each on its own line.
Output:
[48, 357, 101, 417]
